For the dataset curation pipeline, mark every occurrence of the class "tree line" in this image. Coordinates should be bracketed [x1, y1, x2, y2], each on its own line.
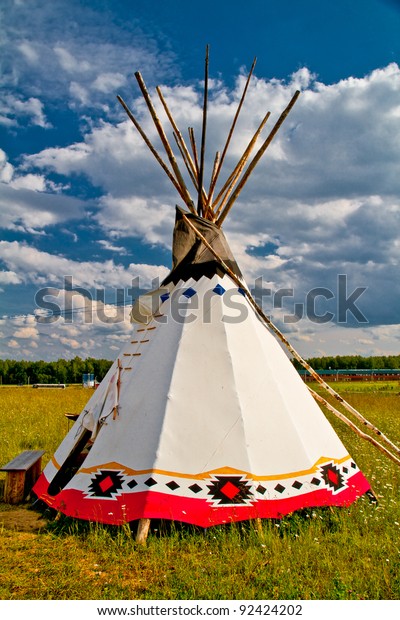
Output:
[0, 354, 399, 385]
[0, 357, 113, 386]
[292, 354, 400, 371]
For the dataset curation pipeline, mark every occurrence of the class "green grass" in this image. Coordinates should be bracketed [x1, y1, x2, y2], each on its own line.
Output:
[0, 384, 399, 600]
[308, 379, 400, 393]
[0, 385, 89, 467]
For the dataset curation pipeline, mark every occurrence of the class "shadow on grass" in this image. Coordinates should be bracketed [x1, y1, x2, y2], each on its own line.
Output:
[27, 495, 374, 543]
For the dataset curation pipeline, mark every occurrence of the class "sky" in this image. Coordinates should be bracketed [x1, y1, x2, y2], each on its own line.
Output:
[1, 0, 400, 362]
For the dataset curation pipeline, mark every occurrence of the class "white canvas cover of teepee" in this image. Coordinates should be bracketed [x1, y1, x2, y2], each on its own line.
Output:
[34, 53, 376, 528]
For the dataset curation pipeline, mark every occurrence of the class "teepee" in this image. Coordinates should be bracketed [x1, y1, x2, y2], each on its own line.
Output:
[34, 51, 399, 537]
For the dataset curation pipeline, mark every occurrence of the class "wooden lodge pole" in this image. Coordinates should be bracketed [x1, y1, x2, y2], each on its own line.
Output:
[212, 110, 271, 219]
[188, 127, 200, 176]
[309, 387, 400, 467]
[208, 151, 221, 206]
[217, 90, 300, 226]
[157, 85, 211, 208]
[172, 133, 201, 194]
[197, 45, 210, 217]
[205, 57, 257, 213]
[156, 87, 199, 184]
[134, 72, 196, 213]
[136, 518, 151, 545]
[117, 95, 195, 213]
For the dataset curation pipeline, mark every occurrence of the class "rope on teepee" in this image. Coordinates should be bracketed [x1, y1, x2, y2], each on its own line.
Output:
[113, 358, 122, 420]
[181, 212, 400, 465]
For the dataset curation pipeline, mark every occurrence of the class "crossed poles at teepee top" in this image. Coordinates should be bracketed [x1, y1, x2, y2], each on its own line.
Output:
[117, 47, 299, 226]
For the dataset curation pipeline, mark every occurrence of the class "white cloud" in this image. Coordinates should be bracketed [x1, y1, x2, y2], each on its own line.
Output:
[0, 270, 22, 285]
[9, 173, 47, 192]
[23, 143, 92, 175]
[69, 81, 90, 106]
[54, 46, 92, 74]
[0, 149, 88, 233]
[0, 183, 86, 232]
[14, 326, 39, 339]
[96, 196, 175, 247]
[59, 336, 81, 349]
[92, 73, 127, 93]
[0, 149, 14, 182]
[97, 240, 129, 255]
[0, 94, 51, 128]
[0, 240, 168, 289]
[17, 41, 40, 64]
[0, 0, 178, 118]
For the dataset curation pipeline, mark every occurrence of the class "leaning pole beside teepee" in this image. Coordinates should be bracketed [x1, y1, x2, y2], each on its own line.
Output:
[32, 49, 400, 545]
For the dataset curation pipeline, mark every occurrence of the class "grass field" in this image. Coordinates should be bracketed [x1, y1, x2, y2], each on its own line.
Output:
[0, 383, 399, 600]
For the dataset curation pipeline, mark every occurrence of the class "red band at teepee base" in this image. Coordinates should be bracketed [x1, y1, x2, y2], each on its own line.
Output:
[34, 470, 370, 528]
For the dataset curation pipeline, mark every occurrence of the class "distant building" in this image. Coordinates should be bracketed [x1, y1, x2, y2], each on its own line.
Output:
[82, 373, 95, 388]
[298, 369, 400, 382]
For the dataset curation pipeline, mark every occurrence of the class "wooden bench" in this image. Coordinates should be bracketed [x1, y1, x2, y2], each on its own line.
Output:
[65, 413, 79, 421]
[0, 450, 45, 504]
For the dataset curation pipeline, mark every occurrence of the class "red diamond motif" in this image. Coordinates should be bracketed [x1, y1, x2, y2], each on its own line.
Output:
[99, 476, 114, 492]
[220, 481, 240, 500]
[328, 469, 339, 486]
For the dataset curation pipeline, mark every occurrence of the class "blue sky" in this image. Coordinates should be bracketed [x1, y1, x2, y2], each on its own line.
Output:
[1, 0, 400, 361]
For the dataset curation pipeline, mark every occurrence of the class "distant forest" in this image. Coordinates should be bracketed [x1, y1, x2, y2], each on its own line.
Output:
[291, 354, 400, 371]
[0, 354, 399, 385]
[0, 357, 112, 386]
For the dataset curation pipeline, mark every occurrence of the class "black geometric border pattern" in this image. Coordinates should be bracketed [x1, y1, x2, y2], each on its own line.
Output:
[206, 475, 254, 506]
[319, 461, 349, 495]
[83, 459, 357, 501]
[87, 470, 125, 499]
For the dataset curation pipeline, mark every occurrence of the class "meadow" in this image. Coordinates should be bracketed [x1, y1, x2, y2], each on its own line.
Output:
[0, 383, 399, 600]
